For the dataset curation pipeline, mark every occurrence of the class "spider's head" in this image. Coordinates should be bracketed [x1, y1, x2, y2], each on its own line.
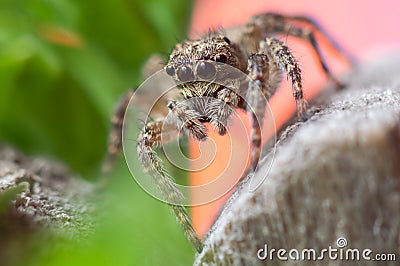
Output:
[164, 35, 247, 83]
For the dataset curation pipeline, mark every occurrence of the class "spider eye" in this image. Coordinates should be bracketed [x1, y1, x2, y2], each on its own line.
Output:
[222, 36, 231, 44]
[215, 54, 228, 63]
[177, 66, 195, 82]
[167, 100, 176, 109]
[196, 61, 216, 80]
[165, 65, 175, 76]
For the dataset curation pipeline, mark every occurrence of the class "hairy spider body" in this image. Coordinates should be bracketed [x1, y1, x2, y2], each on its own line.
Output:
[105, 12, 352, 253]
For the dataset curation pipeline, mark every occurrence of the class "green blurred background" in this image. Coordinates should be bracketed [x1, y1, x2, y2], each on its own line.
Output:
[0, 0, 195, 265]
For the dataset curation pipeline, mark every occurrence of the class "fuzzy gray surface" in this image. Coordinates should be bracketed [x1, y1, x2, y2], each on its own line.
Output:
[194, 55, 400, 265]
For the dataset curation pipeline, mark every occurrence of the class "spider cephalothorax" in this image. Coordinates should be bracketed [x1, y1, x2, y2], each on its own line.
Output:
[168, 35, 247, 74]
[165, 36, 247, 99]
[106, 12, 352, 253]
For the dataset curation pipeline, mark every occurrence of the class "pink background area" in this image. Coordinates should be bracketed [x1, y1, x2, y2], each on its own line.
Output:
[189, 0, 400, 236]
[191, 0, 400, 60]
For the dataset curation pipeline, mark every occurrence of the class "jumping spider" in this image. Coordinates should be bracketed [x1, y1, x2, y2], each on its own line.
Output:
[106, 12, 352, 253]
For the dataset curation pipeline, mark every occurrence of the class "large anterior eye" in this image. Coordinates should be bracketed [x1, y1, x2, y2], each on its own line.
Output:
[177, 66, 195, 82]
[196, 61, 216, 80]
[215, 54, 228, 63]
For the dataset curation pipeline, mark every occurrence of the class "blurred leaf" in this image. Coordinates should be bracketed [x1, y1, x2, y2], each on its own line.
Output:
[0, 0, 195, 265]
[0, 182, 29, 215]
[0, 0, 192, 177]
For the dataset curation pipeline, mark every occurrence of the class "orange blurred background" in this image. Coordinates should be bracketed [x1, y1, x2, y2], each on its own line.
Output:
[189, 0, 400, 236]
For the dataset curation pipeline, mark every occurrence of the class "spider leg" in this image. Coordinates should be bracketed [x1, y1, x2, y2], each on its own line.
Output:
[274, 13, 355, 65]
[278, 24, 344, 88]
[103, 89, 134, 173]
[243, 13, 351, 89]
[261, 38, 307, 121]
[103, 54, 173, 173]
[241, 38, 307, 168]
[167, 100, 208, 141]
[206, 88, 240, 135]
[245, 53, 282, 170]
[137, 117, 204, 253]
